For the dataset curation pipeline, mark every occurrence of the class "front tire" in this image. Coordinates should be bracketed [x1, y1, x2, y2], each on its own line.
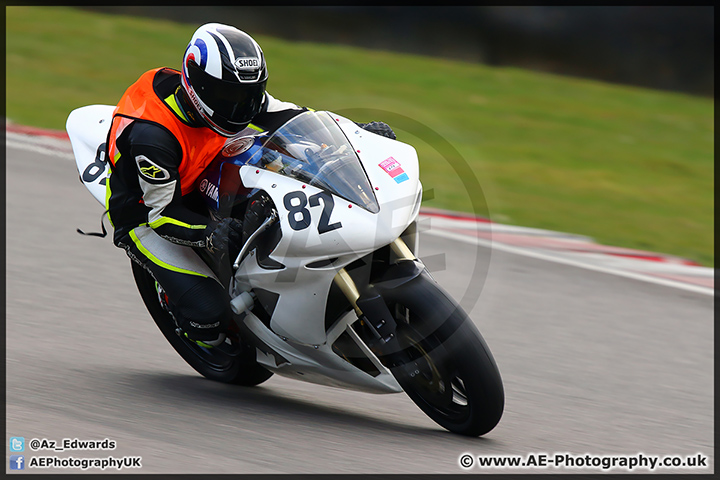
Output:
[378, 271, 504, 436]
[131, 261, 273, 386]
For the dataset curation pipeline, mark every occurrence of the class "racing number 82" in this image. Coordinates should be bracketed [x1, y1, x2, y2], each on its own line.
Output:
[284, 191, 342, 234]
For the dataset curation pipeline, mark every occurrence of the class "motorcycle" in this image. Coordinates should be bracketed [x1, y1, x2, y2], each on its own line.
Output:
[66, 105, 504, 437]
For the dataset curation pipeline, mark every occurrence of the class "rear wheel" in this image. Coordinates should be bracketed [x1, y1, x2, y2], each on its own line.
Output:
[378, 272, 504, 436]
[131, 261, 273, 386]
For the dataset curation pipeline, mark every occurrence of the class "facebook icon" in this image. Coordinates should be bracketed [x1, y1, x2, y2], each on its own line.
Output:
[10, 455, 25, 470]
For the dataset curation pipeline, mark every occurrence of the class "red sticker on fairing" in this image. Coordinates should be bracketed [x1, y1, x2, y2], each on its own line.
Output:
[222, 137, 255, 157]
[379, 157, 410, 184]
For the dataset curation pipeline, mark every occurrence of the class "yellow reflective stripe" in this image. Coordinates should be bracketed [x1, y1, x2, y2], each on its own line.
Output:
[129, 229, 207, 277]
[149, 216, 207, 230]
[105, 174, 111, 210]
[105, 177, 115, 226]
[183, 333, 215, 348]
[247, 123, 264, 132]
[164, 93, 190, 123]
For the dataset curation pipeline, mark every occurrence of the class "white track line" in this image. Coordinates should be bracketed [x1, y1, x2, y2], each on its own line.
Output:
[6, 133, 76, 161]
[8, 132, 714, 297]
[424, 229, 714, 297]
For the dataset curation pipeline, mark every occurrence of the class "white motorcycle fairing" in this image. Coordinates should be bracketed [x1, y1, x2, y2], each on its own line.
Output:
[67, 104, 504, 437]
[67, 107, 421, 394]
[66, 104, 115, 207]
[228, 112, 423, 393]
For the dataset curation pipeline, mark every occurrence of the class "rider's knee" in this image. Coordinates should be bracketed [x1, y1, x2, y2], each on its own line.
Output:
[173, 278, 231, 340]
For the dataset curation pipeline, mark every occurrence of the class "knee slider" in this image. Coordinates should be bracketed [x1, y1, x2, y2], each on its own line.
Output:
[173, 278, 231, 341]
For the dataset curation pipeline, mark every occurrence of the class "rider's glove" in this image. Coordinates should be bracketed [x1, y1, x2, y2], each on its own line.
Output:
[205, 218, 244, 263]
[259, 149, 284, 172]
[260, 149, 281, 165]
[356, 121, 396, 140]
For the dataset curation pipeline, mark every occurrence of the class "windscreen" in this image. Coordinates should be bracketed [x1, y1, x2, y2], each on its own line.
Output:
[247, 111, 379, 213]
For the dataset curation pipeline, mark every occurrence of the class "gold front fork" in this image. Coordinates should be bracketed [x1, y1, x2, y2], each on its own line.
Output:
[389, 237, 416, 262]
[333, 237, 417, 316]
[334, 268, 363, 316]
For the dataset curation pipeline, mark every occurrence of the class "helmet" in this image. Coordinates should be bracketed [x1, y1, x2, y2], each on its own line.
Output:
[181, 23, 268, 136]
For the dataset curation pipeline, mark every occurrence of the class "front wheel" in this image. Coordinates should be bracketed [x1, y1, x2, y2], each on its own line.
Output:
[131, 261, 273, 386]
[378, 272, 504, 436]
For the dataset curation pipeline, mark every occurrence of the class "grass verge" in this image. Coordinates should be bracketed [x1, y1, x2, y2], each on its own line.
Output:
[6, 6, 713, 266]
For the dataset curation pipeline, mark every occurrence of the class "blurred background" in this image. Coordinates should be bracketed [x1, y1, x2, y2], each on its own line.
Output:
[5, 6, 714, 266]
[84, 6, 713, 96]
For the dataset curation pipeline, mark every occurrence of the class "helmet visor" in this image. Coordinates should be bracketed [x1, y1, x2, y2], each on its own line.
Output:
[187, 61, 267, 132]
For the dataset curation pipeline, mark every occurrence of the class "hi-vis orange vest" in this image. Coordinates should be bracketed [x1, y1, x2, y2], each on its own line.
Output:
[107, 68, 228, 195]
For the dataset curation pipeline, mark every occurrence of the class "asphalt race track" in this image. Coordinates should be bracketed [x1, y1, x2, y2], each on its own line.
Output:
[5, 144, 714, 474]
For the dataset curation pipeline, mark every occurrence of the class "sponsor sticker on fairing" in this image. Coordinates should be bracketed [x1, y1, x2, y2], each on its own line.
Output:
[222, 137, 255, 157]
[199, 178, 219, 202]
[379, 157, 409, 184]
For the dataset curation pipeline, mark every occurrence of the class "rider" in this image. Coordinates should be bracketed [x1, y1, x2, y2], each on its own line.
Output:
[105, 23, 395, 348]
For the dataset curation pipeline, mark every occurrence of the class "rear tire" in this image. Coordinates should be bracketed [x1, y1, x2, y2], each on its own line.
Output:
[380, 272, 504, 436]
[131, 261, 273, 386]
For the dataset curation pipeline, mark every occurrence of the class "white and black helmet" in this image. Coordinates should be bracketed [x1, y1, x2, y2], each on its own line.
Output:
[181, 23, 268, 136]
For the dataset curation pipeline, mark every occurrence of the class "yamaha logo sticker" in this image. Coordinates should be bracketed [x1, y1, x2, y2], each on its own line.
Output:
[199, 178, 219, 202]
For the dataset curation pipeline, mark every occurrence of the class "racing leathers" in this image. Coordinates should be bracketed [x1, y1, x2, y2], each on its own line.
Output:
[106, 67, 307, 344]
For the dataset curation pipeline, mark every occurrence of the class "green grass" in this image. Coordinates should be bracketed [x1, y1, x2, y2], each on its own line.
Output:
[6, 6, 714, 266]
